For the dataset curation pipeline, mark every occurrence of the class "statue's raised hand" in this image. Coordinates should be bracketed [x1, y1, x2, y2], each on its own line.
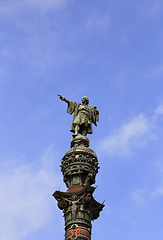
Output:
[58, 94, 64, 101]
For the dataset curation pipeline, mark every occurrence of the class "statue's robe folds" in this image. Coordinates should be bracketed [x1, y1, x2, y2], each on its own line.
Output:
[66, 100, 99, 135]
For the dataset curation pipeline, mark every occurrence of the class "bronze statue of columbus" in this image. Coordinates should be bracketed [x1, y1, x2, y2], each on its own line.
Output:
[58, 95, 99, 137]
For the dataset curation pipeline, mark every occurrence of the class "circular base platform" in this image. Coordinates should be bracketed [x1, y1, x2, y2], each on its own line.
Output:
[71, 136, 89, 148]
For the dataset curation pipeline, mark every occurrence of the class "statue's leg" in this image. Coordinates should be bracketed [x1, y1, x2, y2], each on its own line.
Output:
[73, 124, 79, 137]
[82, 127, 87, 136]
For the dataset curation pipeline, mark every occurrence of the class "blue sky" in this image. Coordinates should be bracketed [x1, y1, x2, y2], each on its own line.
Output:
[0, 0, 163, 239]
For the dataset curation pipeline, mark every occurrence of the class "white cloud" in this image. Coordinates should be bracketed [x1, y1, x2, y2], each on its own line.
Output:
[154, 104, 163, 116]
[0, 146, 62, 240]
[99, 104, 163, 157]
[99, 114, 153, 156]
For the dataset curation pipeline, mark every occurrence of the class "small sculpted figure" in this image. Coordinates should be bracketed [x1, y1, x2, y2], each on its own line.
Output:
[58, 95, 99, 137]
[59, 193, 85, 220]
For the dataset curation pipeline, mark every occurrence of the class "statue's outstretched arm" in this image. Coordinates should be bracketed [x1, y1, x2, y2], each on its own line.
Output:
[58, 94, 69, 103]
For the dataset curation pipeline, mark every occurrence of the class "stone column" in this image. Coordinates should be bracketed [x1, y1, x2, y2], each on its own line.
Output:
[53, 136, 104, 240]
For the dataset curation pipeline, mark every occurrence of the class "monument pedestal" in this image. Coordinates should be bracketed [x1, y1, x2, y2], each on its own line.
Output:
[53, 136, 104, 240]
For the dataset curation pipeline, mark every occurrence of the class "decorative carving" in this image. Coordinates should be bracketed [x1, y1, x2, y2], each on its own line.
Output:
[53, 186, 104, 229]
[58, 199, 68, 210]
[60, 139, 100, 189]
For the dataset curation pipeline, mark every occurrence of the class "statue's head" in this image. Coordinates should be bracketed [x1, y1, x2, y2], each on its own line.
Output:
[81, 96, 89, 104]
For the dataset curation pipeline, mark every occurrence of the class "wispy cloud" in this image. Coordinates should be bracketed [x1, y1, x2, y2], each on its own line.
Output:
[154, 104, 163, 116]
[25, 0, 68, 12]
[152, 187, 163, 198]
[136, 0, 163, 18]
[0, 146, 62, 240]
[144, 1, 163, 17]
[131, 154, 163, 204]
[152, 164, 163, 198]
[132, 189, 146, 205]
[99, 114, 152, 156]
[99, 104, 163, 157]
[132, 166, 163, 204]
[0, 0, 67, 14]
[85, 14, 110, 32]
[144, 64, 163, 79]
